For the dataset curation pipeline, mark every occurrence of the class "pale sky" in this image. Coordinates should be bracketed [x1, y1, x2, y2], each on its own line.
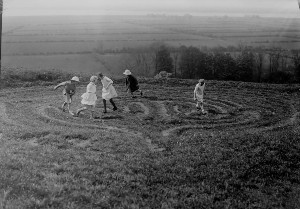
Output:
[3, 0, 300, 17]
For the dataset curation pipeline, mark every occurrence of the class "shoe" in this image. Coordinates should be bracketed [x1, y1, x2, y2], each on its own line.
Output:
[113, 107, 118, 111]
[140, 91, 143, 97]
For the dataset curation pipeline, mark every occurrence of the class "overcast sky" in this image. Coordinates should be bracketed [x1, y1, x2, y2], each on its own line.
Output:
[3, 0, 300, 17]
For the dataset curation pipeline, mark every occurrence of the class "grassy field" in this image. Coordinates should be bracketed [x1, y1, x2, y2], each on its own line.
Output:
[2, 15, 300, 75]
[0, 75, 300, 208]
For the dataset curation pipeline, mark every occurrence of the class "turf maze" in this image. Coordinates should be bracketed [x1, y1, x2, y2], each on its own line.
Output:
[0, 83, 299, 152]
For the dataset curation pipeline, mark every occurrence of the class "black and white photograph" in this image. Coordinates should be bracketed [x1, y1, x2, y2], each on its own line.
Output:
[0, 0, 300, 208]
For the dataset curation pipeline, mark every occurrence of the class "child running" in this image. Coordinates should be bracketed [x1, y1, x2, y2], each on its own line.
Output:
[194, 78, 206, 114]
[98, 73, 118, 113]
[74, 76, 98, 119]
[123, 69, 143, 98]
[54, 76, 80, 113]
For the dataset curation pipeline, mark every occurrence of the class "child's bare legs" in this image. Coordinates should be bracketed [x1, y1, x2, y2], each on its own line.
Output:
[62, 94, 72, 112]
[61, 103, 71, 112]
[66, 103, 71, 112]
[61, 102, 67, 111]
[196, 100, 204, 112]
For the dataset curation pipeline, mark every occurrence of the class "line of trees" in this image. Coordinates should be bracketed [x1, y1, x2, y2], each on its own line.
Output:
[123, 43, 300, 83]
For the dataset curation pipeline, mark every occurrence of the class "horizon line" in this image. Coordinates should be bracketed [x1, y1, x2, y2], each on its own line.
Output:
[3, 13, 300, 18]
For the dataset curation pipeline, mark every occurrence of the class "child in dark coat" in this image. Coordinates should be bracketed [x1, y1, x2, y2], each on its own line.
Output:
[123, 69, 143, 98]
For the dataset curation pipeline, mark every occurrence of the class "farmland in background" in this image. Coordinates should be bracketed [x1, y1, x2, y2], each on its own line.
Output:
[2, 15, 300, 75]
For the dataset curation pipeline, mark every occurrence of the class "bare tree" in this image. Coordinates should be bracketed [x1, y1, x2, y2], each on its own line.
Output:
[253, 52, 264, 82]
[171, 51, 179, 77]
[120, 53, 136, 71]
[268, 47, 285, 73]
[280, 51, 289, 72]
[291, 50, 300, 82]
[133, 52, 155, 76]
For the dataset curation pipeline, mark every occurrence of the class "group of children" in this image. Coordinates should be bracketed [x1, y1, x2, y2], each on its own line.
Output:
[54, 69, 144, 119]
[54, 69, 206, 119]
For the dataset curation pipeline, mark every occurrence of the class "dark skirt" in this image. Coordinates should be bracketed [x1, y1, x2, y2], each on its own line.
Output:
[126, 75, 139, 92]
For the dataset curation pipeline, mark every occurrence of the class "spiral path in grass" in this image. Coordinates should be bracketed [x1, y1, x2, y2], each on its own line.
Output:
[0, 84, 299, 151]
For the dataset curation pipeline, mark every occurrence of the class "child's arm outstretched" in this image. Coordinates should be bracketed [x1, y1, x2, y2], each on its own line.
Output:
[54, 81, 66, 90]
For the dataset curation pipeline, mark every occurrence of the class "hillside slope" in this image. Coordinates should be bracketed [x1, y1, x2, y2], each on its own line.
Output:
[0, 80, 299, 208]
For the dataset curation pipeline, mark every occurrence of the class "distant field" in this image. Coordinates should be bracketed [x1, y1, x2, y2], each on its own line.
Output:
[2, 15, 300, 74]
[3, 53, 132, 76]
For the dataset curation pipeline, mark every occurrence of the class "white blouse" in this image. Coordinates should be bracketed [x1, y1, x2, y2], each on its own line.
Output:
[101, 76, 113, 89]
[86, 82, 96, 93]
[194, 83, 205, 96]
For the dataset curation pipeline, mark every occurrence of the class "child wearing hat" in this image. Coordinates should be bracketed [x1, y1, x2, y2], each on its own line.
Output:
[54, 76, 80, 113]
[98, 73, 118, 113]
[74, 75, 98, 119]
[194, 79, 206, 114]
[123, 69, 143, 98]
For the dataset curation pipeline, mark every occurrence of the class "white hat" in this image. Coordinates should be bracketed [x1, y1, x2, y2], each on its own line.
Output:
[71, 76, 79, 82]
[123, 69, 132, 75]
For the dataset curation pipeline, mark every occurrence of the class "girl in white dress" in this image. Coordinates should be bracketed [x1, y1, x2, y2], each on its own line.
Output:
[98, 73, 118, 113]
[74, 76, 98, 119]
[194, 79, 206, 114]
